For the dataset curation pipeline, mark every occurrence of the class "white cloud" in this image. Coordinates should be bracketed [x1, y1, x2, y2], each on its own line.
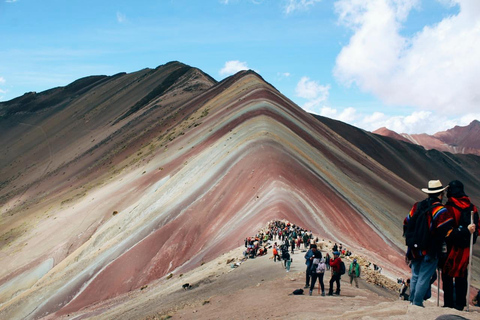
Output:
[0, 77, 5, 84]
[6, 0, 19, 3]
[117, 11, 127, 23]
[296, 77, 329, 100]
[278, 72, 291, 78]
[219, 60, 250, 76]
[320, 107, 480, 134]
[319, 106, 357, 123]
[295, 77, 330, 114]
[334, 0, 480, 117]
[284, 0, 322, 14]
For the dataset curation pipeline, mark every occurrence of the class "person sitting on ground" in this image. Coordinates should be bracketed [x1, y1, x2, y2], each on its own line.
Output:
[349, 259, 361, 288]
[328, 251, 342, 295]
[400, 279, 410, 301]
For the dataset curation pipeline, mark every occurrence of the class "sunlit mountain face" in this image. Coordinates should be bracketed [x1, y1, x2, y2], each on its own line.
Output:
[1, 62, 479, 319]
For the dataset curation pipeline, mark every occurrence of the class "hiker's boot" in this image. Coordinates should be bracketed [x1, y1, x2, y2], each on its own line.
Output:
[328, 290, 333, 296]
[335, 290, 340, 295]
[309, 290, 312, 296]
[321, 291, 325, 296]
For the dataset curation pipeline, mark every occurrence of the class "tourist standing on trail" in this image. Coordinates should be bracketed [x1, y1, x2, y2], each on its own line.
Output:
[348, 259, 361, 288]
[442, 180, 479, 311]
[325, 253, 331, 270]
[328, 251, 342, 295]
[290, 238, 295, 254]
[309, 251, 325, 296]
[304, 244, 317, 288]
[404, 180, 453, 307]
[285, 251, 293, 272]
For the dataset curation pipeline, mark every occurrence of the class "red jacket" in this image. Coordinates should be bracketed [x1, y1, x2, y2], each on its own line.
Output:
[443, 196, 479, 277]
[330, 257, 341, 274]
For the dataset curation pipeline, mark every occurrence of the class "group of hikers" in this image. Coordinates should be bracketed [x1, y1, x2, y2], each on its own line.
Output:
[265, 220, 362, 297]
[404, 179, 479, 310]
[244, 178, 480, 311]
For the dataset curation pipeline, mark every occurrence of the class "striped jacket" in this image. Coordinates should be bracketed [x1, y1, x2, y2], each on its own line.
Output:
[404, 197, 453, 260]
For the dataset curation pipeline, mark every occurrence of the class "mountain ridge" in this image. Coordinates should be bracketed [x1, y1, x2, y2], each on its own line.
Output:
[1, 62, 479, 319]
[373, 120, 480, 156]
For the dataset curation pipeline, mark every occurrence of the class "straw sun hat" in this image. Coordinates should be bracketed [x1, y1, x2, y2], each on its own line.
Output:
[421, 180, 448, 194]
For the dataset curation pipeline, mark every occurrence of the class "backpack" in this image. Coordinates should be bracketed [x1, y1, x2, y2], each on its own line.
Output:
[449, 203, 478, 248]
[339, 261, 346, 275]
[292, 289, 304, 295]
[311, 258, 320, 272]
[316, 262, 326, 274]
[405, 199, 436, 251]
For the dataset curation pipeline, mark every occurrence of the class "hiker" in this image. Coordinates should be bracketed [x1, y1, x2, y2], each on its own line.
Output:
[332, 243, 338, 252]
[328, 251, 343, 295]
[349, 259, 361, 288]
[309, 251, 325, 296]
[325, 253, 330, 270]
[273, 243, 280, 262]
[304, 244, 317, 288]
[404, 179, 453, 307]
[290, 237, 295, 254]
[400, 279, 410, 301]
[442, 180, 479, 311]
[285, 251, 292, 272]
[281, 243, 289, 268]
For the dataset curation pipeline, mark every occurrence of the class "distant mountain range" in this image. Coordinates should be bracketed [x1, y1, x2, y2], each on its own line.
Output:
[373, 120, 480, 156]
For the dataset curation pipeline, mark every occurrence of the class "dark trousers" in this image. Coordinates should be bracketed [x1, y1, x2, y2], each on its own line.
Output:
[306, 266, 312, 286]
[442, 272, 468, 310]
[310, 273, 325, 292]
[329, 273, 341, 294]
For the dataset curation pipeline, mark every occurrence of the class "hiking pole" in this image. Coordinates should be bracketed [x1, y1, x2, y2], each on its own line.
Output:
[466, 210, 474, 312]
[437, 268, 440, 307]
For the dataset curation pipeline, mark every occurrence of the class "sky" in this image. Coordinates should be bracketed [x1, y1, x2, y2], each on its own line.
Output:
[1, 0, 479, 134]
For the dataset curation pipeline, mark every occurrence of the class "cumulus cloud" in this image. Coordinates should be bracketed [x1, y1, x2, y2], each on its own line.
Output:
[6, 0, 19, 3]
[334, 0, 480, 116]
[285, 0, 322, 14]
[319, 106, 480, 134]
[295, 77, 330, 113]
[219, 60, 250, 76]
[117, 11, 127, 23]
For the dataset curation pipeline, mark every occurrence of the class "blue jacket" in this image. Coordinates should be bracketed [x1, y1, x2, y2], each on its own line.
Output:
[304, 249, 314, 266]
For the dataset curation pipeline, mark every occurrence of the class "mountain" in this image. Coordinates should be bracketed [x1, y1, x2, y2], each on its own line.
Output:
[1, 62, 479, 319]
[373, 120, 480, 156]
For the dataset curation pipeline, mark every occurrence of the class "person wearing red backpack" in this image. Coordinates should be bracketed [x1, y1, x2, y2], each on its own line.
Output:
[328, 251, 342, 295]
[442, 180, 479, 311]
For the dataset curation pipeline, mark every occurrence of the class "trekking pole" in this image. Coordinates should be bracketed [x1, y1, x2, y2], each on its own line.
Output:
[466, 210, 474, 312]
[437, 268, 440, 307]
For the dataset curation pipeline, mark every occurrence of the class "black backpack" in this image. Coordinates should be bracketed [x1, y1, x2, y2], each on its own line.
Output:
[339, 261, 346, 275]
[449, 203, 478, 248]
[405, 199, 436, 251]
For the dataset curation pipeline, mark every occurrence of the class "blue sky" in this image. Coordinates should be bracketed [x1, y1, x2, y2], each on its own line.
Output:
[1, 0, 479, 134]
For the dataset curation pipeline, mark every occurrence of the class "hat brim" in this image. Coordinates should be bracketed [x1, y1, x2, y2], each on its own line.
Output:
[421, 186, 448, 194]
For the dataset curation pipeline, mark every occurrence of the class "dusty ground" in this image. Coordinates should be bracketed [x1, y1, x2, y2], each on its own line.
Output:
[60, 244, 480, 320]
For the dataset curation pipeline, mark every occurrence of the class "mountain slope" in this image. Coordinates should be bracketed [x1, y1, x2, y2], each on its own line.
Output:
[0, 65, 479, 319]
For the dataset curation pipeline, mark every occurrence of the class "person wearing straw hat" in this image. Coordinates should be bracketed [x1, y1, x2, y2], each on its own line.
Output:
[404, 180, 454, 307]
[442, 180, 479, 311]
